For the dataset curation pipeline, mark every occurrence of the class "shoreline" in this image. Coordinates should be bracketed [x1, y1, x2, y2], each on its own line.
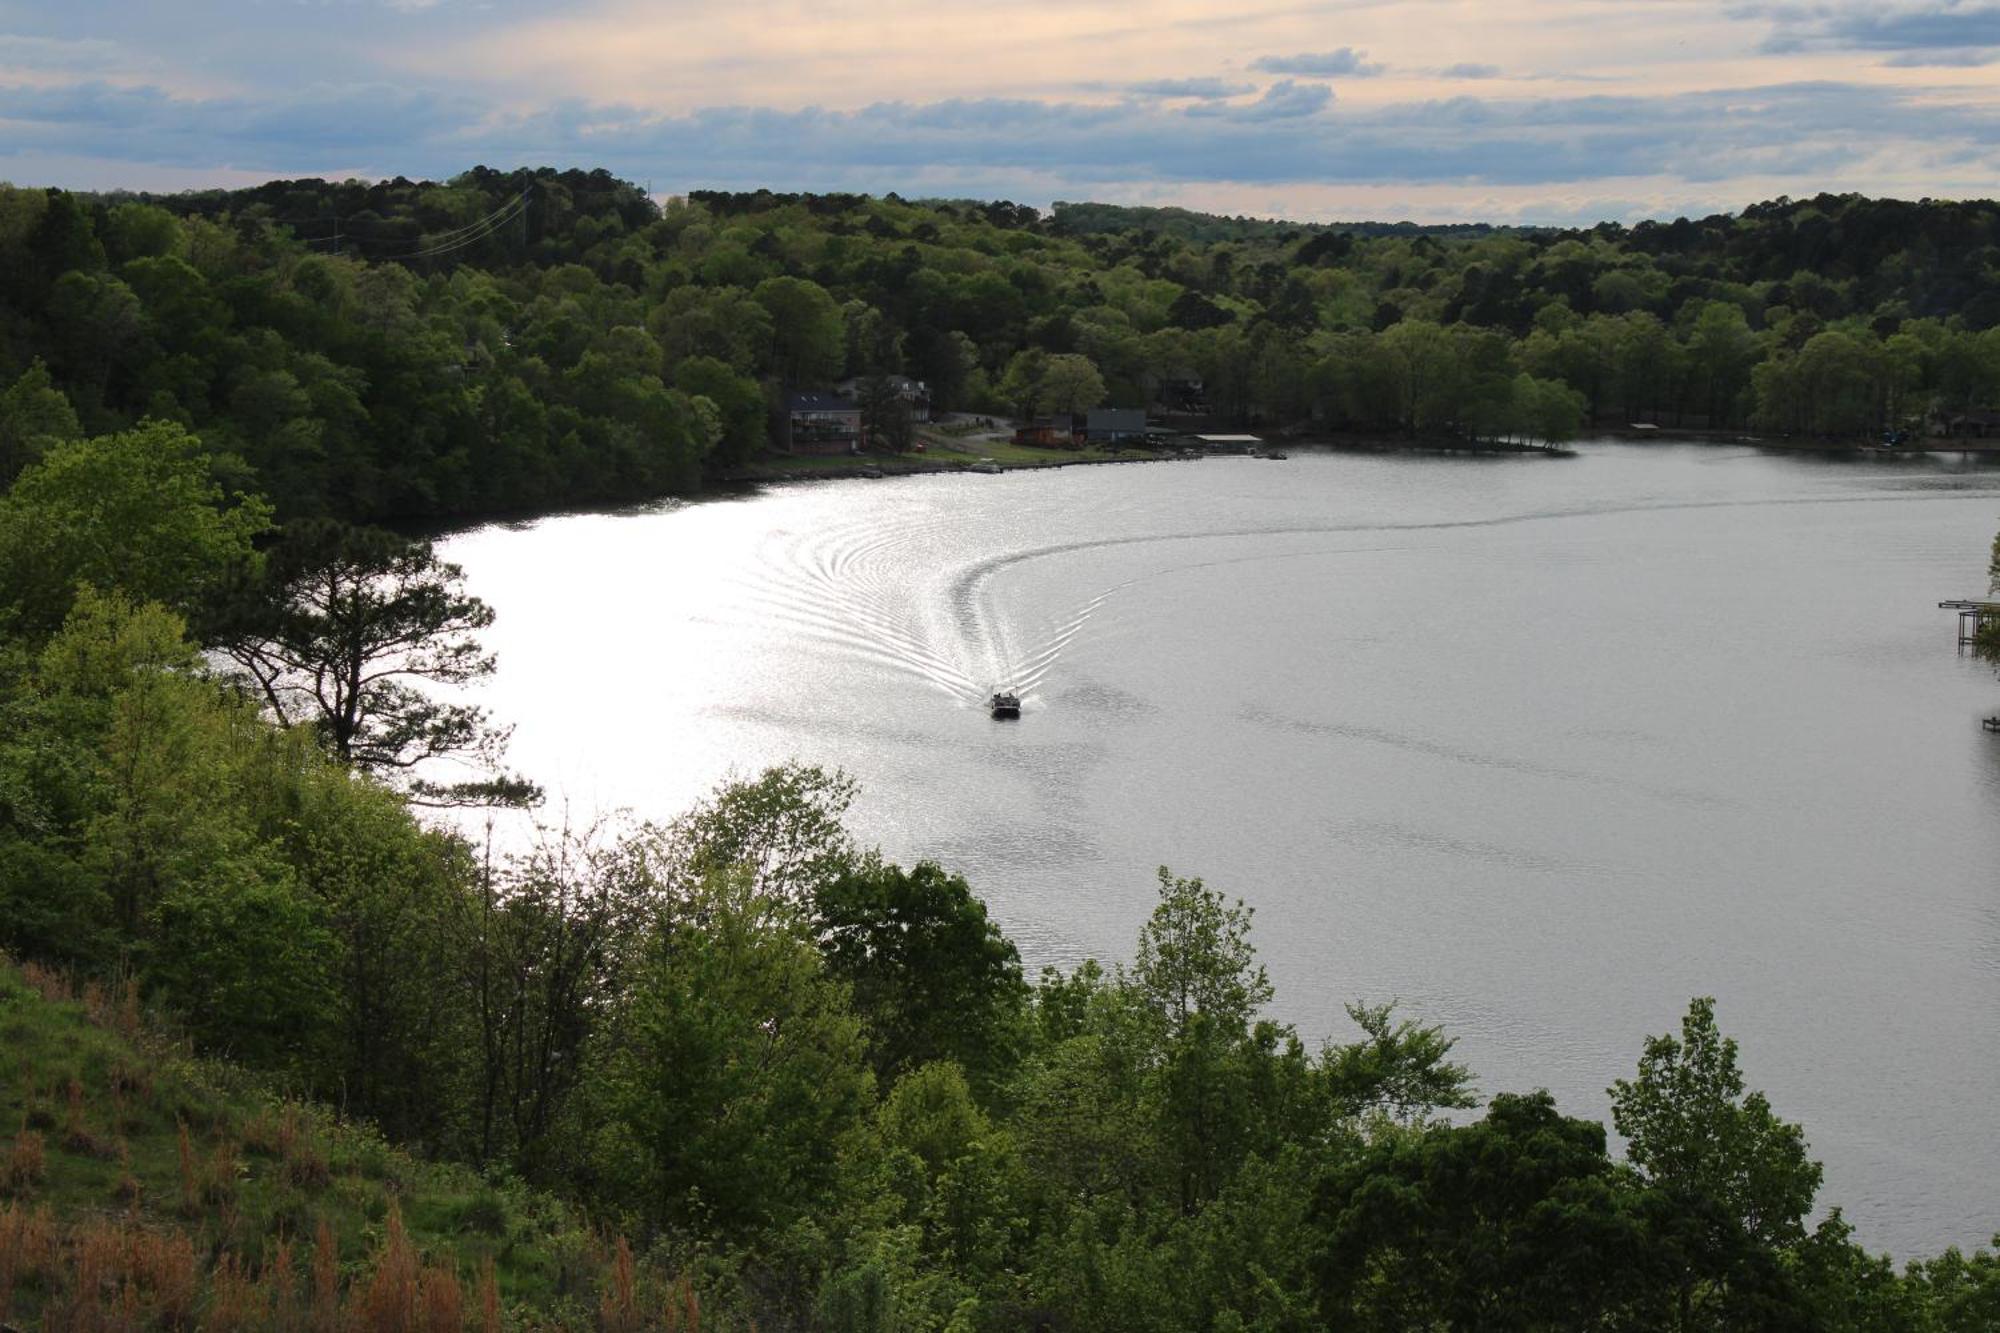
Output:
[425, 428, 2000, 535]
[715, 448, 1186, 484]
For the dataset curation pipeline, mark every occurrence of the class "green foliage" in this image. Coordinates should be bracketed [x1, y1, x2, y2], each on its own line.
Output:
[815, 859, 1030, 1098]
[0, 958, 671, 1324]
[216, 519, 535, 806]
[0, 359, 82, 486]
[1315, 1092, 1662, 1330]
[1611, 995, 1824, 1250]
[1319, 1000, 1476, 1122]
[659, 760, 860, 904]
[601, 868, 874, 1238]
[0, 421, 269, 637]
[673, 354, 768, 465]
[754, 275, 846, 386]
[1132, 866, 1272, 1039]
[2, 175, 1993, 533]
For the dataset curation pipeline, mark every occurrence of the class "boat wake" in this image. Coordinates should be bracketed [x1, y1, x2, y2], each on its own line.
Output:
[724, 514, 1123, 711]
[721, 481, 2000, 715]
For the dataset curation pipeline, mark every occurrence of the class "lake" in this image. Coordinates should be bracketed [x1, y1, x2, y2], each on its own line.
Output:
[441, 441, 2000, 1259]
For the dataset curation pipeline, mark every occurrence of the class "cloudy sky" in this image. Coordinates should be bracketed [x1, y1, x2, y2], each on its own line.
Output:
[3, 0, 1999, 224]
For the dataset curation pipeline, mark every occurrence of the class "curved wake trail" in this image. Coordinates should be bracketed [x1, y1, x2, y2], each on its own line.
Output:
[718, 481, 2000, 714]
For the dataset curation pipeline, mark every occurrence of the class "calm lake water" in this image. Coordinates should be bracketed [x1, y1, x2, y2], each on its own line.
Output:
[442, 441, 2000, 1259]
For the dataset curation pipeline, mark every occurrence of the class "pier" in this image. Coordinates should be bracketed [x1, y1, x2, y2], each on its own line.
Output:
[1939, 600, 2000, 647]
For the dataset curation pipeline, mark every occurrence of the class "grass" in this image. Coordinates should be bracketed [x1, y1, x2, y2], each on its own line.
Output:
[0, 959, 697, 1330]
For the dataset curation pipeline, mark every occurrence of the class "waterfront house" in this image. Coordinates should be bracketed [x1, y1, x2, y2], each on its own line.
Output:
[786, 391, 863, 454]
[1937, 408, 2000, 439]
[834, 374, 933, 422]
[1086, 407, 1148, 443]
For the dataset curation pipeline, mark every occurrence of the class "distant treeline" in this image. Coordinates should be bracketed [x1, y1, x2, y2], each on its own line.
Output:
[6, 169, 2000, 526]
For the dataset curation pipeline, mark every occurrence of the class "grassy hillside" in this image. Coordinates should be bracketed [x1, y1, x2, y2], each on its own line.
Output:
[0, 958, 693, 1331]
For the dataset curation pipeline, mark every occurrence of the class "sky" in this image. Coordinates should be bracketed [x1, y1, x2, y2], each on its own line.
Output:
[2, 0, 1999, 225]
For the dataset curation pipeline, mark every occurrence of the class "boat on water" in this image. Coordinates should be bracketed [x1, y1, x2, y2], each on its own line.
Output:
[1262, 449, 1289, 460]
[969, 459, 1004, 474]
[990, 691, 1021, 719]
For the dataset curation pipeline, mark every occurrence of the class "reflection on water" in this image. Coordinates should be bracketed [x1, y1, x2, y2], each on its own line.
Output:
[443, 442, 2000, 1259]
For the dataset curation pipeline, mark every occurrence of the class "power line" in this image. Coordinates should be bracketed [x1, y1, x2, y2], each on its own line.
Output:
[399, 192, 531, 260]
[288, 188, 531, 259]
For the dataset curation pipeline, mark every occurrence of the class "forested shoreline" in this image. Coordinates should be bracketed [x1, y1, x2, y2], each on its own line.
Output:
[8, 170, 2000, 527]
[6, 167, 2000, 1326]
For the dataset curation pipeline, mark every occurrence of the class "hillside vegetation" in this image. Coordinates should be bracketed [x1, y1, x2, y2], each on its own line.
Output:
[0, 958, 691, 1329]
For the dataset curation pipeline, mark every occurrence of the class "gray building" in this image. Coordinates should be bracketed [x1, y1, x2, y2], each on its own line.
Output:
[1086, 407, 1148, 442]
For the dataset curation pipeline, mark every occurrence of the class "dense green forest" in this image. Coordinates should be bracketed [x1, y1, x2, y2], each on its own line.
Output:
[8, 169, 2000, 525]
[7, 167, 2000, 1326]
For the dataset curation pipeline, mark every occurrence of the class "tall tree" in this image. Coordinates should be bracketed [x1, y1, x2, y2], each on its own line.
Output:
[753, 275, 845, 386]
[1131, 867, 1278, 1213]
[1611, 996, 1824, 1330]
[217, 519, 535, 806]
[599, 868, 874, 1237]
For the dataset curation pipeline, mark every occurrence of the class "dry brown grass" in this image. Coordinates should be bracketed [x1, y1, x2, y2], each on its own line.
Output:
[281, 1109, 332, 1192]
[476, 1256, 500, 1333]
[0, 1201, 56, 1321]
[600, 1235, 640, 1333]
[0, 1191, 719, 1333]
[175, 1120, 198, 1218]
[3, 1126, 46, 1196]
[19, 959, 70, 1004]
[310, 1220, 339, 1333]
[418, 1263, 464, 1333]
[204, 1252, 260, 1331]
[2, 956, 701, 1331]
[356, 1204, 421, 1332]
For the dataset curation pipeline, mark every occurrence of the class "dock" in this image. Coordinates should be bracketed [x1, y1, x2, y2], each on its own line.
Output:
[1939, 600, 2000, 647]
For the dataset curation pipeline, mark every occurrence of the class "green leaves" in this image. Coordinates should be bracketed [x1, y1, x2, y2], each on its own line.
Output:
[602, 868, 874, 1238]
[1319, 1001, 1476, 1123]
[815, 860, 1029, 1099]
[1132, 867, 1272, 1040]
[1612, 996, 1825, 1264]
[0, 421, 270, 639]
[215, 519, 534, 807]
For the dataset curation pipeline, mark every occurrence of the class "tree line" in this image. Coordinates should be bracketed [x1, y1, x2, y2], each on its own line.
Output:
[8, 175, 2000, 531]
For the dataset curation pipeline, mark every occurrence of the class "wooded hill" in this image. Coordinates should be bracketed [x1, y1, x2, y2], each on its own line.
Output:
[6, 171, 2000, 527]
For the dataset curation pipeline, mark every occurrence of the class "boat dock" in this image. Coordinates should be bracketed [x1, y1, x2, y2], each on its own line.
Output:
[1939, 600, 2000, 647]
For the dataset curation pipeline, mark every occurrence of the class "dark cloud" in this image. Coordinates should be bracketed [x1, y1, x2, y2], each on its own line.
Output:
[1, 76, 1994, 203]
[1251, 47, 1385, 77]
[1743, 2, 2000, 54]
[1122, 77, 1256, 99]
[1207, 79, 1335, 120]
[1442, 62, 1503, 79]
